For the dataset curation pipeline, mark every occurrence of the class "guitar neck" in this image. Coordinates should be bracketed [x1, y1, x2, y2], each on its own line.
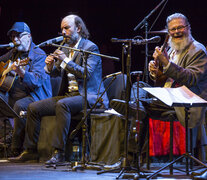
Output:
[161, 34, 169, 52]
[156, 34, 170, 67]
[154, 34, 170, 87]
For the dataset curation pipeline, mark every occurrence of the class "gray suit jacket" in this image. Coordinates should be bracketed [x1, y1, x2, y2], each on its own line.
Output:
[165, 40, 207, 128]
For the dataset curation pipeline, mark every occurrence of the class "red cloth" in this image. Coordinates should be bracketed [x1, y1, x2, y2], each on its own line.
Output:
[149, 118, 186, 156]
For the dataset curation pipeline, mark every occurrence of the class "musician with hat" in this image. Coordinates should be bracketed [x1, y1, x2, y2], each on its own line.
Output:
[0, 22, 52, 157]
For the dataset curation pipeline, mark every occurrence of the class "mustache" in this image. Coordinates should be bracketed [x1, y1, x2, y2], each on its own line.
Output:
[172, 32, 184, 38]
[13, 42, 21, 47]
[58, 32, 70, 38]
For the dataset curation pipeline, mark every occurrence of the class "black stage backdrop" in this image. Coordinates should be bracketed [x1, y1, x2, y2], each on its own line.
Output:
[0, 0, 207, 83]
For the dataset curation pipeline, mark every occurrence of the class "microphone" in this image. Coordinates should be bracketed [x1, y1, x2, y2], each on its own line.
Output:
[133, 36, 161, 45]
[103, 71, 122, 79]
[130, 71, 143, 75]
[111, 38, 131, 43]
[111, 36, 161, 45]
[0, 42, 15, 49]
[35, 36, 64, 48]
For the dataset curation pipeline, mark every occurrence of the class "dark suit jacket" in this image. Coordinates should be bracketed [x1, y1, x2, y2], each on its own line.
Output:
[50, 38, 109, 108]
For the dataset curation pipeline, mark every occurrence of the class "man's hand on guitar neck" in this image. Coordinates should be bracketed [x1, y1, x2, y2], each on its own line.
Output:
[153, 46, 169, 67]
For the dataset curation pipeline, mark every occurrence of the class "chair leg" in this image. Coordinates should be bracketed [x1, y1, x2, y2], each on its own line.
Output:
[3, 119, 9, 158]
[190, 129, 193, 169]
[169, 114, 174, 174]
[146, 119, 150, 170]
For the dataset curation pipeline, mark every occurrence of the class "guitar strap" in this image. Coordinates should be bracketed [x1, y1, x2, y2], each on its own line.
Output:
[11, 51, 28, 62]
[11, 50, 21, 61]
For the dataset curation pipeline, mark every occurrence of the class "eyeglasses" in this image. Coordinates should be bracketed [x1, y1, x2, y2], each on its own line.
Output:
[168, 25, 188, 33]
[10, 32, 29, 40]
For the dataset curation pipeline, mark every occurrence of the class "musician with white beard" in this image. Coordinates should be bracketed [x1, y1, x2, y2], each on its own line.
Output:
[110, 13, 207, 167]
[0, 22, 52, 157]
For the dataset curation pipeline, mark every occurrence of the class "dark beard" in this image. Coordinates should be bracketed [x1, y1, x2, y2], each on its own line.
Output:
[66, 33, 79, 46]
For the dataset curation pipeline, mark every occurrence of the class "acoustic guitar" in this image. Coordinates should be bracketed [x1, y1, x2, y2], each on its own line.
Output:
[0, 57, 29, 92]
[154, 34, 169, 87]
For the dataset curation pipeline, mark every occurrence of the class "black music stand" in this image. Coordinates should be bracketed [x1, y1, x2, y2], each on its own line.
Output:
[0, 96, 20, 158]
[142, 86, 207, 179]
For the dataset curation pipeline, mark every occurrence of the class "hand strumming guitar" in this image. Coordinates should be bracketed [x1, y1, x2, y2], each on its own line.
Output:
[11, 58, 29, 78]
[12, 63, 25, 78]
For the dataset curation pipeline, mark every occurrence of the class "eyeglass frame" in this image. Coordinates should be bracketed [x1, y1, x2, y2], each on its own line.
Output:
[168, 25, 189, 33]
[10, 32, 30, 41]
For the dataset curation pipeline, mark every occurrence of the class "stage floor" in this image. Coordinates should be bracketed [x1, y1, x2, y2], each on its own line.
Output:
[0, 161, 205, 180]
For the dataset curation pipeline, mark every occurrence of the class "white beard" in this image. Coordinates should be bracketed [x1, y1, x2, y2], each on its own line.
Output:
[169, 34, 193, 52]
[16, 35, 31, 52]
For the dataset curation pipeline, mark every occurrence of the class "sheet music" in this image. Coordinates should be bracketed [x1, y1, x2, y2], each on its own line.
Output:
[143, 85, 207, 107]
[104, 108, 122, 116]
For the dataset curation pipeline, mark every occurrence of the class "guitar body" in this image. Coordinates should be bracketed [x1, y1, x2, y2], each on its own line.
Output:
[0, 75, 16, 92]
[154, 72, 168, 87]
[0, 58, 29, 92]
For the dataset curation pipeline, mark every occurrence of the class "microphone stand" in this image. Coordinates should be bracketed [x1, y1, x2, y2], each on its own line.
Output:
[133, 0, 168, 83]
[97, 39, 149, 179]
[118, 39, 133, 178]
[97, 39, 137, 179]
[51, 43, 119, 61]
[50, 43, 119, 170]
[116, 40, 141, 179]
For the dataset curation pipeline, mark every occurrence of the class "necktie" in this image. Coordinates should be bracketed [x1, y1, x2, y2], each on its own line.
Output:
[70, 50, 74, 59]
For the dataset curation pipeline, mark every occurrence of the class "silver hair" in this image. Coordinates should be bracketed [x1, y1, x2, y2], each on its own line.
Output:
[166, 13, 190, 26]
